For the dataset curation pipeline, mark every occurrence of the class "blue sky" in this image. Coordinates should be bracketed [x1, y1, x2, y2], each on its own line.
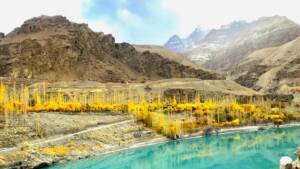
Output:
[1, 0, 300, 45]
[83, 0, 178, 44]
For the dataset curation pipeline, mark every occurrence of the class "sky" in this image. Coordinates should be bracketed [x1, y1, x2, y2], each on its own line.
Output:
[1, 0, 300, 45]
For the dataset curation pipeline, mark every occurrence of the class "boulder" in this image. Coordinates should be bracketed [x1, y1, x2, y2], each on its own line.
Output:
[280, 156, 292, 169]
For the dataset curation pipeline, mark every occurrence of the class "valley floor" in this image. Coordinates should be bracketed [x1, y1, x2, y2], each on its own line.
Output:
[0, 110, 299, 169]
[0, 79, 298, 168]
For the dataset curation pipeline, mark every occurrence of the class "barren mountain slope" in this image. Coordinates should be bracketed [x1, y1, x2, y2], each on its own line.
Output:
[164, 16, 300, 73]
[184, 21, 249, 63]
[233, 37, 300, 94]
[204, 16, 300, 72]
[0, 16, 223, 82]
[133, 45, 200, 69]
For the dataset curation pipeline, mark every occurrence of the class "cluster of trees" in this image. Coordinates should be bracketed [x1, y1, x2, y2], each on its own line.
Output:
[0, 83, 298, 138]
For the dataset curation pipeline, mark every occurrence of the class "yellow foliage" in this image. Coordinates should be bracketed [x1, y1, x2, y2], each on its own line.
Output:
[162, 120, 181, 139]
[42, 145, 70, 156]
[0, 83, 295, 139]
[242, 104, 256, 112]
[0, 155, 6, 165]
[290, 86, 300, 93]
[222, 119, 240, 127]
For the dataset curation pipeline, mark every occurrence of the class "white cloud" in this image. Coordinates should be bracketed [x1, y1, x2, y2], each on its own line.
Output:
[0, 0, 81, 33]
[163, 0, 300, 37]
[1, 0, 300, 44]
[117, 9, 144, 28]
[87, 20, 115, 34]
[0, 0, 115, 35]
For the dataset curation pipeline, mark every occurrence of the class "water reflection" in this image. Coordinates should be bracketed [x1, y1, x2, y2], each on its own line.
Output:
[49, 127, 300, 169]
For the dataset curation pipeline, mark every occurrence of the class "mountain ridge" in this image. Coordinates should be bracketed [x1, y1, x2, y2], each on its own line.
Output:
[164, 15, 300, 72]
[0, 15, 223, 83]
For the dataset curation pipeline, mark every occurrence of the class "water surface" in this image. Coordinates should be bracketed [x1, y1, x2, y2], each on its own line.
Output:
[48, 126, 300, 169]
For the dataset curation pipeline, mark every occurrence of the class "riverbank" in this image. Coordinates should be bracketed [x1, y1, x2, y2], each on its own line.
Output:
[2, 121, 299, 169]
[130, 122, 300, 149]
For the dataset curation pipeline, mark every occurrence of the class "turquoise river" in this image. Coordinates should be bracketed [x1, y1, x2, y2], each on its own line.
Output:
[48, 126, 300, 169]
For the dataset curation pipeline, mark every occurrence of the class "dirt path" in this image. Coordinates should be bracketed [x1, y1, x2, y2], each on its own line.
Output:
[0, 120, 133, 155]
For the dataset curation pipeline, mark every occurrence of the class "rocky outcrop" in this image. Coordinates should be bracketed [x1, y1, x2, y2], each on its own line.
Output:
[0, 15, 223, 82]
[232, 37, 300, 94]
[234, 65, 269, 90]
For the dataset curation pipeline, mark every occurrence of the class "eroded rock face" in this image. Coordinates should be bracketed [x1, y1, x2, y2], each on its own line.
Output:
[0, 32, 4, 39]
[231, 34, 300, 94]
[0, 16, 223, 82]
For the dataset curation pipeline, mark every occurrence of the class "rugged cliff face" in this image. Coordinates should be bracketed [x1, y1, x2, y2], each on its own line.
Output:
[233, 37, 300, 94]
[0, 16, 222, 82]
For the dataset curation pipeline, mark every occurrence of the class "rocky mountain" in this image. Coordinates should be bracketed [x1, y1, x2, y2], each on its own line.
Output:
[233, 37, 300, 94]
[164, 16, 300, 72]
[205, 16, 300, 72]
[0, 15, 223, 83]
[163, 26, 208, 53]
[185, 21, 249, 64]
[184, 27, 208, 49]
[163, 35, 186, 53]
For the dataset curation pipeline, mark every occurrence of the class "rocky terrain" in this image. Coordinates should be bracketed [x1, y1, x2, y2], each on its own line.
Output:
[164, 26, 208, 53]
[204, 16, 300, 72]
[133, 45, 200, 69]
[232, 37, 300, 94]
[165, 16, 300, 72]
[170, 21, 249, 64]
[164, 16, 300, 94]
[0, 15, 223, 83]
[0, 113, 157, 169]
